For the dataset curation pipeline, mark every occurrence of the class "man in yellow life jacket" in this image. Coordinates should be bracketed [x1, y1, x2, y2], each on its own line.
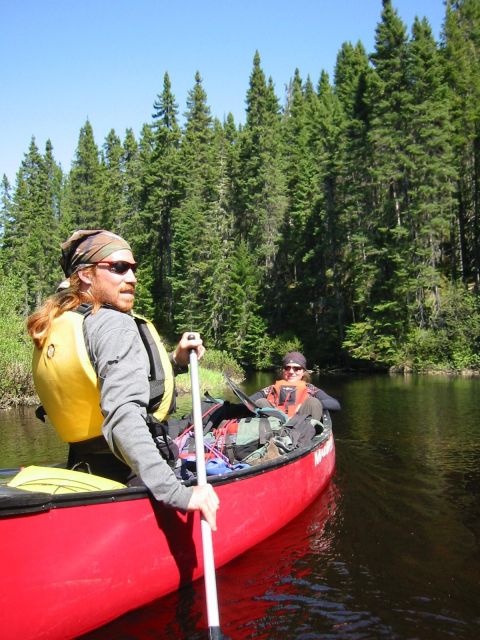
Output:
[249, 351, 341, 420]
[27, 229, 219, 530]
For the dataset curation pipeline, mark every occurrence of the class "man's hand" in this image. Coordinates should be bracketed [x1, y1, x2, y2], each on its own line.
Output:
[187, 483, 220, 531]
[173, 331, 205, 367]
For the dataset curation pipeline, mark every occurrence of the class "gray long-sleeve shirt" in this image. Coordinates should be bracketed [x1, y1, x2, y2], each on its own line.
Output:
[83, 307, 193, 510]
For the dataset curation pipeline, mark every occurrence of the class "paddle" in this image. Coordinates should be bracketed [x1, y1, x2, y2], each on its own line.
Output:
[188, 335, 222, 640]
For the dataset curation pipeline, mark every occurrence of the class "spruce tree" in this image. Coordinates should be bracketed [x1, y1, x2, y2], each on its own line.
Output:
[306, 71, 349, 361]
[64, 120, 103, 228]
[3, 138, 63, 310]
[403, 16, 456, 331]
[100, 129, 125, 231]
[275, 69, 319, 339]
[236, 52, 287, 277]
[0, 175, 12, 249]
[334, 41, 376, 335]
[120, 128, 142, 241]
[355, 0, 413, 360]
[223, 240, 268, 366]
[443, 0, 480, 288]
[199, 119, 238, 349]
[281, 69, 318, 279]
[170, 72, 216, 336]
[42, 140, 65, 288]
[139, 73, 182, 327]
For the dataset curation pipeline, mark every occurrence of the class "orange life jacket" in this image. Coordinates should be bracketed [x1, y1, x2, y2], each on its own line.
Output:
[265, 380, 310, 417]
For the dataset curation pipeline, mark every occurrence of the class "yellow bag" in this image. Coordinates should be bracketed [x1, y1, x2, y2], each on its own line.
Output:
[7, 465, 126, 494]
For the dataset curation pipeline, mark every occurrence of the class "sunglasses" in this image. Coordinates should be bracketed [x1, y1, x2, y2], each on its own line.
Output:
[283, 365, 303, 372]
[96, 261, 138, 275]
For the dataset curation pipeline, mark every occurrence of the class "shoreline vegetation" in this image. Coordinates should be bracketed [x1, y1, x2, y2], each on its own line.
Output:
[1, 274, 479, 411]
[2, 355, 479, 412]
[0, 345, 245, 412]
[1, 276, 478, 411]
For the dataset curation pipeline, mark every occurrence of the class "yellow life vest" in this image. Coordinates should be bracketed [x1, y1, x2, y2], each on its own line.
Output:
[32, 307, 175, 443]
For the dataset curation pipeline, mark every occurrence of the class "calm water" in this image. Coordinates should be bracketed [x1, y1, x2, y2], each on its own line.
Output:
[1, 373, 480, 639]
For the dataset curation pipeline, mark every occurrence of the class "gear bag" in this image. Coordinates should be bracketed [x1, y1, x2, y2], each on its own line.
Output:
[234, 415, 296, 460]
[233, 412, 322, 461]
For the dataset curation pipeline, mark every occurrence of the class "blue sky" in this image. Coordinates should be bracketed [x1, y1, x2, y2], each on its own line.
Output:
[1, 0, 446, 185]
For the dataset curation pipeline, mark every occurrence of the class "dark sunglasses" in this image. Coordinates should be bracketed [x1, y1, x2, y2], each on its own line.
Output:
[283, 365, 303, 372]
[96, 261, 138, 275]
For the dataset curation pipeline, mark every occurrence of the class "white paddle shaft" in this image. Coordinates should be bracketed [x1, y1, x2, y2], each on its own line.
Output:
[189, 343, 221, 634]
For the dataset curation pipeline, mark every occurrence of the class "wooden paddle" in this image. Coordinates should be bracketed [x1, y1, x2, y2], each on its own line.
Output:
[188, 335, 222, 639]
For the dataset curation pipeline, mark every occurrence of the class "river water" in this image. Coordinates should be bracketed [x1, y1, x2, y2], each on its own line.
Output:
[1, 372, 479, 639]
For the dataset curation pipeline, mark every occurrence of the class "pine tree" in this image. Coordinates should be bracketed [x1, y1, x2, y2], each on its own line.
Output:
[0, 175, 12, 249]
[236, 52, 287, 278]
[170, 72, 216, 336]
[355, 0, 413, 359]
[304, 71, 349, 360]
[64, 120, 103, 228]
[100, 129, 125, 231]
[403, 16, 456, 330]
[3, 138, 63, 310]
[200, 119, 237, 349]
[443, 0, 480, 288]
[138, 73, 183, 327]
[223, 240, 267, 366]
[274, 69, 319, 338]
[334, 41, 377, 332]
[120, 128, 142, 240]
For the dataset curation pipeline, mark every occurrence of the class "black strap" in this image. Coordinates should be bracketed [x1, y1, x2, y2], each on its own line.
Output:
[35, 405, 47, 423]
[74, 302, 94, 317]
[258, 417, 273, 444]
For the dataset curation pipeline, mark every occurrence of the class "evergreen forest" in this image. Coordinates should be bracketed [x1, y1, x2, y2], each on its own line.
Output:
[2, 0, 480, 373]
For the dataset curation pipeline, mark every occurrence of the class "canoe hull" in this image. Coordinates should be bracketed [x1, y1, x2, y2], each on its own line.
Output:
[0, 431, 334, 640]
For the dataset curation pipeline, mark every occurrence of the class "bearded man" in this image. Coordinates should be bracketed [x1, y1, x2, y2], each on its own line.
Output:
[27, 229, 219, 529]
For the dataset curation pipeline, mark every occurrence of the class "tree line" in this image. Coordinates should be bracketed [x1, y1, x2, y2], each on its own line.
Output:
[2, 0, 480, 372]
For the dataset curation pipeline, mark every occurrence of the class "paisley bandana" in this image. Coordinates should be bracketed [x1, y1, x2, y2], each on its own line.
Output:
[60, 230, 132, 277]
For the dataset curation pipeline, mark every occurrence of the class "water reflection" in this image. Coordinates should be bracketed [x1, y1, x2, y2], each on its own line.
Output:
[80, 482, 340, 640]
[331, 374, 480, 639]
[0, 406, 67, 473]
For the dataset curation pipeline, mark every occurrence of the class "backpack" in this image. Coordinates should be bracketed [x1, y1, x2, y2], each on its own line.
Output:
[233, 415, 299, 460]
[234, 412, 323, 461]
[284, 413, 320, 446]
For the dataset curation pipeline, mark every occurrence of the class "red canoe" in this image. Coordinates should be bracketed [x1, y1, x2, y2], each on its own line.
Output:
[0, 421, 335, 640]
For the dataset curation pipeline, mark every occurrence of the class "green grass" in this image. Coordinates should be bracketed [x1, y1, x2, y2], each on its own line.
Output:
[175, 365, 241, 397]
[167, 346, 244, 398]
[0, 275, 37, 409]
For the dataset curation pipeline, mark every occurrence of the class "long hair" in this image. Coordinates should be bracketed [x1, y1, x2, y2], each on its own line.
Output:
[27, 269, 100, 349]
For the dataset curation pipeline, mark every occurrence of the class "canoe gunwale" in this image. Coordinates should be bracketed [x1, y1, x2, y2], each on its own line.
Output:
[0, 421, 333, 517]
